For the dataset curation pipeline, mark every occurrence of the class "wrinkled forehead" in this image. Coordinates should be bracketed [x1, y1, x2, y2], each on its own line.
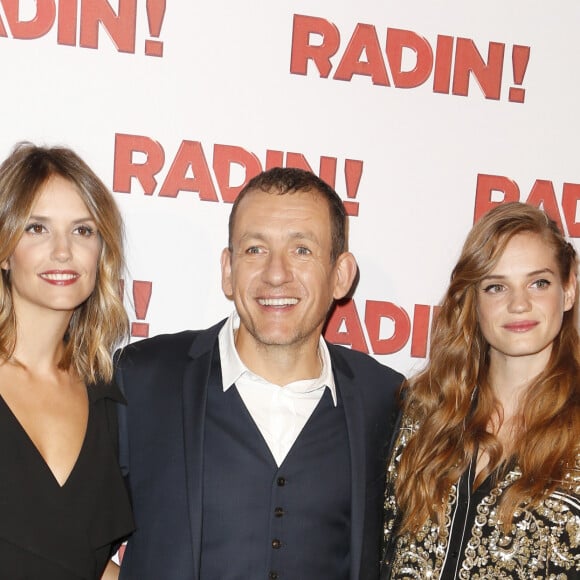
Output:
[227, 186, 340, 262]
[233, 187, 331, 227]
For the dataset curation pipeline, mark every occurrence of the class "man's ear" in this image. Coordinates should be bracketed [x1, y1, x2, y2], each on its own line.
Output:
[220, 248, 233, 298]
[332, 252, 358, 300]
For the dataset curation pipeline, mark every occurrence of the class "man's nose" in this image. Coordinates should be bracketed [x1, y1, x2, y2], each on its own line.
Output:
[262, 252, 293, 285]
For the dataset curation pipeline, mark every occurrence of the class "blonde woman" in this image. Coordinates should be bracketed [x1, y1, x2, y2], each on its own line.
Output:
[0, 143, 133, 579]
[382, 202, 580, 579]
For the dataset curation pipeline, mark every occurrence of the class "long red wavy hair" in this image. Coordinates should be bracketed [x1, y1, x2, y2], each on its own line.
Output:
[396, 202, 580, 534]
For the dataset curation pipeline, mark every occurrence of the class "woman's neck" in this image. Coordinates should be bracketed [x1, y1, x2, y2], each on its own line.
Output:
[11, 308, 72, 374]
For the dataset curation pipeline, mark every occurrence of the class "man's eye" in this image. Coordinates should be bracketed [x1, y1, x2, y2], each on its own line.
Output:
[296, 247, 311, 255]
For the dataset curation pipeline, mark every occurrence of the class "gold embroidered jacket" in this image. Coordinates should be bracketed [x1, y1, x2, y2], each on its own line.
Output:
[382, 416, 580, 579]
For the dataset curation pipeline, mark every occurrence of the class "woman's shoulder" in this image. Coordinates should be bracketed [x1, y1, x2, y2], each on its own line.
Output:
[560, 452, 580, 497]
[387, 414, 418, 476]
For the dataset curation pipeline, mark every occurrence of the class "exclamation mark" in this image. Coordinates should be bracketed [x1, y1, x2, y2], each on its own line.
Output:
[145, 0, 166, 57]
[131, 281, 153, 337]
[508, 45, 530, 103]
[344, 159, 363, 217]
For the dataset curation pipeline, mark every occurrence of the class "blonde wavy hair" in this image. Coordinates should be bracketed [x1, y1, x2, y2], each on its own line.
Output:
[0, 143, 128, 384]
[396, 202, 580, 533]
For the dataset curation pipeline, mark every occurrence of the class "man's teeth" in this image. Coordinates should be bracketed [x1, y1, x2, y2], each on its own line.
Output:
[259, 298, 299, 306]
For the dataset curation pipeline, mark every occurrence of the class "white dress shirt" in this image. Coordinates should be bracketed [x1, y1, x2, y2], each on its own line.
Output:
[218, 311, 337, 466]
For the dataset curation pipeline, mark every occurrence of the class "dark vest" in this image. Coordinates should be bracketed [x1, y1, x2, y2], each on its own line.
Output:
[200, 353, 351, 580]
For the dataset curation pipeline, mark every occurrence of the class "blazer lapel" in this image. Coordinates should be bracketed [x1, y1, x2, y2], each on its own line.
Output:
[181, 323, 223, 579]
[330, 347, 366, 580]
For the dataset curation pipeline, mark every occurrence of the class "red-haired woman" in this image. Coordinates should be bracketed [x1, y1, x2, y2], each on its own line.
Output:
[382, 202, 580, 579]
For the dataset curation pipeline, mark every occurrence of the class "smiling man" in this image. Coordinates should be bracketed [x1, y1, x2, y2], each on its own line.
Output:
[116, 167, 403, 580]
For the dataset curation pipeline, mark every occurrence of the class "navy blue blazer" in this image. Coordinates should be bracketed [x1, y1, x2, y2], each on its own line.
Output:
[116, 320, 403, 580]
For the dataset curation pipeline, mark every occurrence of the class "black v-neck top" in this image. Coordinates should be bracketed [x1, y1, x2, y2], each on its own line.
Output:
[0, 382, 134, 579]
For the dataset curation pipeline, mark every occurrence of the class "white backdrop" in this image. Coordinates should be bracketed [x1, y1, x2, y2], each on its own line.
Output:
[1, 0, 579, 377]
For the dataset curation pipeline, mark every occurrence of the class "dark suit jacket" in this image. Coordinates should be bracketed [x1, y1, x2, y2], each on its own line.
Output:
[116, 320, 403, 580]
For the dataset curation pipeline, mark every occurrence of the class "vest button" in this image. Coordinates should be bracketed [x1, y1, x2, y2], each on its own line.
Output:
[269, 572, 279, 579]
[271, 538, 282, 549]
[277, 477, 286, 486]
[274, 507, 284, 517]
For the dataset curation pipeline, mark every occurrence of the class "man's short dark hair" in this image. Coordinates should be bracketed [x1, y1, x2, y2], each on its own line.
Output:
[228, 167, 347, 262]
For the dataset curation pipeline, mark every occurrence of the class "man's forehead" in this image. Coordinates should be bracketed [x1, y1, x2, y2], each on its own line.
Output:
[231, 191, 332, 243]
[235, 191, 327, 222]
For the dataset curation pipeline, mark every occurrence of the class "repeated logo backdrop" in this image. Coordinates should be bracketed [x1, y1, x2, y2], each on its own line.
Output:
[1, 1, 578, 376]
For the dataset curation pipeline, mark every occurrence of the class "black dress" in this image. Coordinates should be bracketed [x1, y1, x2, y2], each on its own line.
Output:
[0, 381, 135, 579]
